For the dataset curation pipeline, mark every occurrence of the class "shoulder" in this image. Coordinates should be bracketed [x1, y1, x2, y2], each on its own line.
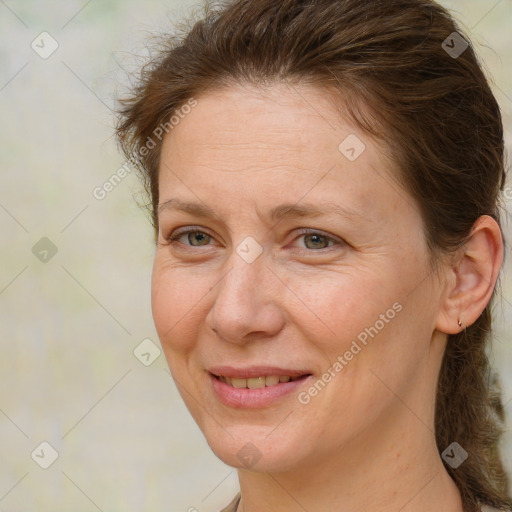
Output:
[218, 492, 240, 512]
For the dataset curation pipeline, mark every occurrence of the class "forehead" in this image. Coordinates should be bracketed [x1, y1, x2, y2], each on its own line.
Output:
[163, 82, 363, 157]
[158, 82, 407, 222]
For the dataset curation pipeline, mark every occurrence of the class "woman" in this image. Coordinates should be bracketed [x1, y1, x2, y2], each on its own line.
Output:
[116, 0, 511, 511]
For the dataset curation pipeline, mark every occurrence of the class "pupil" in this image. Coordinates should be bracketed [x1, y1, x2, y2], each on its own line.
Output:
[192, 232, 208, 245]
[308, 234, 324, 248]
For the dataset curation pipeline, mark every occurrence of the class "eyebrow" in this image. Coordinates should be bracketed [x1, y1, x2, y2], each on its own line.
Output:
[158, 198, 365, 223]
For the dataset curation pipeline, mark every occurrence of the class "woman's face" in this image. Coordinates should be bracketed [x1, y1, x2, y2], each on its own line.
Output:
[153, 82, 446, 472]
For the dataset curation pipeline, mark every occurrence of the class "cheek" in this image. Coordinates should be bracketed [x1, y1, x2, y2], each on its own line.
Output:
[286, 267, 398, 348]
[322, 275, 436, 413]
[293, 263, 426, 399]
[150, 260, 209, 352]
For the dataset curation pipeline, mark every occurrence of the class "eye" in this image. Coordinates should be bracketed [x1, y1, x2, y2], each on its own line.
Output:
[166, 228, 213, 247]
[292, 229, 342, 251]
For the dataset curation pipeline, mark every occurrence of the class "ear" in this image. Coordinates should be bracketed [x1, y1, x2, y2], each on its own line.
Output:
[436, 215, 504, 335]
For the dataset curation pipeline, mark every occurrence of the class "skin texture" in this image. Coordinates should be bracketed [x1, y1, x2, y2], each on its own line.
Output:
[152, 82, 503, 512]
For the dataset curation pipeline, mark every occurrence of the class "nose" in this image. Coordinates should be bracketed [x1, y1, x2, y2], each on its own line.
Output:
[205, 246, 286, 344]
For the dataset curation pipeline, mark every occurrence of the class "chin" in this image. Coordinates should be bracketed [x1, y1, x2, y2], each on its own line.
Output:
[204, 427, 307, 472]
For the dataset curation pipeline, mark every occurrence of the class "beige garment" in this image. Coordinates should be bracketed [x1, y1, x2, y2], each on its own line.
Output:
[219, 494, 504, 512]
[219, 492, 240, 512]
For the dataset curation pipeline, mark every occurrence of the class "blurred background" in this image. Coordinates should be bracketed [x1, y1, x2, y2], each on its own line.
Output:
[0, 1, 511, 511]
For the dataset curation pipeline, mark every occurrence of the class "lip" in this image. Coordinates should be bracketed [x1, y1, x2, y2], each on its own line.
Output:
[208, 370, 313, 409]
[208, 365, 311, 379]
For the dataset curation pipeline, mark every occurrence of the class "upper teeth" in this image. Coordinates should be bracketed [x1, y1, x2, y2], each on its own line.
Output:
[218, 375, 302, 389]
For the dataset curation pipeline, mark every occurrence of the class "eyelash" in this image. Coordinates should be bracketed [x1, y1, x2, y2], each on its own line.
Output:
[165, 227, 343, 253]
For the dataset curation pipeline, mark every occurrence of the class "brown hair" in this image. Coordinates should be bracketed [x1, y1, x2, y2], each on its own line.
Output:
[116, 0, 511, 510]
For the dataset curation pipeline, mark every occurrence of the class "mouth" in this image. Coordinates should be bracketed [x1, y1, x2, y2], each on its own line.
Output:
[211, 374, 310, 389]
[207, 366, 313, 408]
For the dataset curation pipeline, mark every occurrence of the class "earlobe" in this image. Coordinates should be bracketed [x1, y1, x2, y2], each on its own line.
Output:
[435, 215, 504, 335]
